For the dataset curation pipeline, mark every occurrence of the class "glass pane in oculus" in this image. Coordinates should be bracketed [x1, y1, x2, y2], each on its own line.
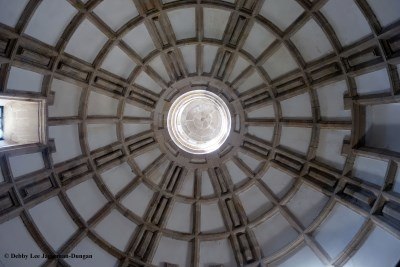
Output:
[167, 90, 231, 154]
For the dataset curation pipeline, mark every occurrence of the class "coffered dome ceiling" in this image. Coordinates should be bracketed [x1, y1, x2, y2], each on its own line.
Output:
[0, 0, 400, 266]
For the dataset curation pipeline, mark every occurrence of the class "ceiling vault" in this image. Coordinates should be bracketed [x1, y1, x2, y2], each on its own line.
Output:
[0, 0, 399, 266]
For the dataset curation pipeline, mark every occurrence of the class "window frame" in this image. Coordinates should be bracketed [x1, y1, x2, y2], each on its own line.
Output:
[0, 96, 46, 152]
[0, 105, 3, 141]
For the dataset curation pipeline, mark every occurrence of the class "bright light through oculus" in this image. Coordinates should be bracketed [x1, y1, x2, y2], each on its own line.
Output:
[167, 90, 231, 154]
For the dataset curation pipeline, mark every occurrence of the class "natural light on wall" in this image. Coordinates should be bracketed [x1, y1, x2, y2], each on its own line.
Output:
[0, 97, 46, 151]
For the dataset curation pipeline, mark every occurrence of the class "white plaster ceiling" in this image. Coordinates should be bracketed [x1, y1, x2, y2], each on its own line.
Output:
[24, 0, 77, 46]
[7, 66, 43, 93]
[290, 18, 334, 62]
[0, 1, 400, 267]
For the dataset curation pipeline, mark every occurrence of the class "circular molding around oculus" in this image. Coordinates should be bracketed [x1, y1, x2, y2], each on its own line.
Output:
[167, 90, 231, 154]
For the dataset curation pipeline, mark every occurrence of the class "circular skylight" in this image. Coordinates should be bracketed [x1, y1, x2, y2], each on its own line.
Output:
[167, 90, 231, 154]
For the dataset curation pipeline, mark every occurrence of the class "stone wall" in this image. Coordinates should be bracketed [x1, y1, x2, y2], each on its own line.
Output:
[4, 100, 40, 144]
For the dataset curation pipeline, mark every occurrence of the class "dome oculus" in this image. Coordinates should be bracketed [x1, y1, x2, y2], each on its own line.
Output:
[167, 90, 231, 154]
